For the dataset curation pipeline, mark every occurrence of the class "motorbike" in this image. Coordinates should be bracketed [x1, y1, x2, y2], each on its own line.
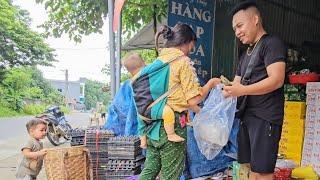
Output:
[37, 106, 72, 146]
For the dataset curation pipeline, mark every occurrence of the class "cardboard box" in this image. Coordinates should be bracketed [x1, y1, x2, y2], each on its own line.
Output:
[281, 127, 304, 136]
[306, 105, 317, 116]
[306, 82, 320, 94]
[283, 154, 302, 165]
[279, 141, 303, 154]
[306, 94, 320, 105]
[283, 118, 304, 128]
[285, 101, 306, 110]
[305, 118, 316, 129]
[284, 101, 306, 118]
[301, 157, 312, 167]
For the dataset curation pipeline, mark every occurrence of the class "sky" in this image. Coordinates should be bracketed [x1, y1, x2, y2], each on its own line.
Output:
[13, 0, 111, 83]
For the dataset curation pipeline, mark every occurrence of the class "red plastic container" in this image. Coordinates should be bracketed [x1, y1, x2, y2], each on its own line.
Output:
[274, 168, 292, 180]
[288, 73, 319, 84]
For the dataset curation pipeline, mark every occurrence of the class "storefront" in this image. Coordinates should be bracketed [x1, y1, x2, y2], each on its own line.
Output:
[168, 0, 320, 82]
[167, 0, 320, 176]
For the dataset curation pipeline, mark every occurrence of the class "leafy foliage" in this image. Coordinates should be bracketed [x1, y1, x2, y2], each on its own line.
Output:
[0, 0, 56, 68]
[1, 67, 32, 111]
[0, 67, 64, 113]
[137, 49, 158, 64]
[0, 105, 22, 117]
[84, 79, 111, 110]
[35, 0, 167, 42]
[23, 104, 46, 115]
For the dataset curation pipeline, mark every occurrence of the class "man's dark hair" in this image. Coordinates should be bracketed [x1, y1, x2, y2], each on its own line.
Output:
[229, 1, 259, 16]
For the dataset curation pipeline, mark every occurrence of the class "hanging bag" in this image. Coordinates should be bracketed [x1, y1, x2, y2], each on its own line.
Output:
[235, 37, 265, 118]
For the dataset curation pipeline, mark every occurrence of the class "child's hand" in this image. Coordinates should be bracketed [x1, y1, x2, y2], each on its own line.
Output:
[38, 149, 47, 156]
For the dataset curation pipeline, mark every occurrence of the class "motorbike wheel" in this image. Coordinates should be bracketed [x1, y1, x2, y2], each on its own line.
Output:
[63, 123, 72, 140]
[47, 125, 67, 146]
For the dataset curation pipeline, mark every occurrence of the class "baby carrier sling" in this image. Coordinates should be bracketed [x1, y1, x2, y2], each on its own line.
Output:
[131, 55, 184, 124]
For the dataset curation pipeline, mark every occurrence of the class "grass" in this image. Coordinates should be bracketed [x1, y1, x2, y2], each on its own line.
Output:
[0, 105, 24, 118]
[0, 104, 71, 118]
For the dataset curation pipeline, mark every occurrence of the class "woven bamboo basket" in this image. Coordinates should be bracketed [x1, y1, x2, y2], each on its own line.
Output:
[44, 146, 92, 180]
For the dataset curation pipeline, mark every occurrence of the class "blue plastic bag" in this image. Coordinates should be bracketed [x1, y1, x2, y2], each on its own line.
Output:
[184, 119, 239, 178]
[193, 84, 237, 160]
[104, 80, 138, 136]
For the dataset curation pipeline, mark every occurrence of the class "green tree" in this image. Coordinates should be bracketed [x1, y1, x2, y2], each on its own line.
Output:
[35, 0, 167, 42]
[1, 67, 32, 111]
[26, 67, 64, 104]
[84, 80, 111, 110]
[0, 0, 56, 69]
[0, 67, 64, 112]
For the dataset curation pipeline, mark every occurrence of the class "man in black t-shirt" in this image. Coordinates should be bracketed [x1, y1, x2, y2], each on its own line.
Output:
[224, 1, 287, 179]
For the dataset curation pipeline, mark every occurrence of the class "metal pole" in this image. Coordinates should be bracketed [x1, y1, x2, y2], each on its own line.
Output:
[108, 0, 116, 98]
[153, 4, 158, 56]
[115, 12, 122, 92]
[64, 69, 69, 107]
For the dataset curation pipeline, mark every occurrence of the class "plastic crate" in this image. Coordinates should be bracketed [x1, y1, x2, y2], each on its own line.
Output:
[71, 137, 85, 146]
[106, 169, 141, 180]
[108, 149, 142, 160]
[107, 136, 140, 147]
[274, 168, 292, 180]
[289, 73, 319, 84]
[106, 156, 145, 171]
[69, 128, 86, 137]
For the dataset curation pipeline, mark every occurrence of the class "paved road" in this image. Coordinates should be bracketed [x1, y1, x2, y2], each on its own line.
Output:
[0, 112, 92, 180]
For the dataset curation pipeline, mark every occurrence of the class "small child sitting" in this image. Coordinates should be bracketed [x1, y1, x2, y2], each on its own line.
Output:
[16, 119, 47, 180]
[122, 52, 199, 149]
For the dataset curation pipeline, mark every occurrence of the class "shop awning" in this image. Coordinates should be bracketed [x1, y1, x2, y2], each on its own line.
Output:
[122, 19, 167, 50]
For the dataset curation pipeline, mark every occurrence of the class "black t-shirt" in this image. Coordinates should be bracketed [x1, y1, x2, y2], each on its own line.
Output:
[236, 34, 287, 125]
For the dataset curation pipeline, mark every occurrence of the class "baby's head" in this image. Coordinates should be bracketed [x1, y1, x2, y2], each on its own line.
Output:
[26, 119, 47, 140]
[122, 52, 145, 76]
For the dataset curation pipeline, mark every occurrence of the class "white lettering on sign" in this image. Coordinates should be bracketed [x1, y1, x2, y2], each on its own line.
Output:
[171, 1, 183, 15]
[188, 24, 205, 39]
[196, 26, 204, 38]
[193, 58, 202, 66]
[195, 44, 205, 57]
[171, 1, 212, 23]
[187, 29, 205, 57]
[170, 0, 213, 81]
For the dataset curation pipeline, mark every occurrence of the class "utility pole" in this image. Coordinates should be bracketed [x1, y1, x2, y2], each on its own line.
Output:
[115, 7, 122, 92]
[64, 69, 69, 107]
[108, 0, 116, 98]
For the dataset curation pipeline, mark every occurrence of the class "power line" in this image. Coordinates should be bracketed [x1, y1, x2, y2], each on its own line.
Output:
[52, 47, 109, 51]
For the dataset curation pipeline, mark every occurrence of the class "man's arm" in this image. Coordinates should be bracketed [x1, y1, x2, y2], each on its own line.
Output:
[233, 76, 241, 84]
[224, 61, 285, 97]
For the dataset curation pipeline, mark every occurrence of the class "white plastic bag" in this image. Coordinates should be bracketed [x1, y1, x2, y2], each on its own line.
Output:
[193, 84, 237, 160]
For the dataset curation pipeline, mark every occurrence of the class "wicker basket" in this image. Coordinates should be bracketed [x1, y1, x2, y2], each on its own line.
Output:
[44, 146, 92, 180]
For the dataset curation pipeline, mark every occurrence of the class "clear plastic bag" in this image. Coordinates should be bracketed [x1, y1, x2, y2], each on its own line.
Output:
[193, 84, 237, 160]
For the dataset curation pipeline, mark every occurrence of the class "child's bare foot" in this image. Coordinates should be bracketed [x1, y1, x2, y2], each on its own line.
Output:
[140, 136, 147, 149]
[167, 134, 185, 142]
[140, 142, 147, 149]
[187, 122, 193, 126]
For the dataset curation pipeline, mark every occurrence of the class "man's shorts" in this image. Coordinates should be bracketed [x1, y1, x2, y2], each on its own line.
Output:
[237, 115, 282, 173]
